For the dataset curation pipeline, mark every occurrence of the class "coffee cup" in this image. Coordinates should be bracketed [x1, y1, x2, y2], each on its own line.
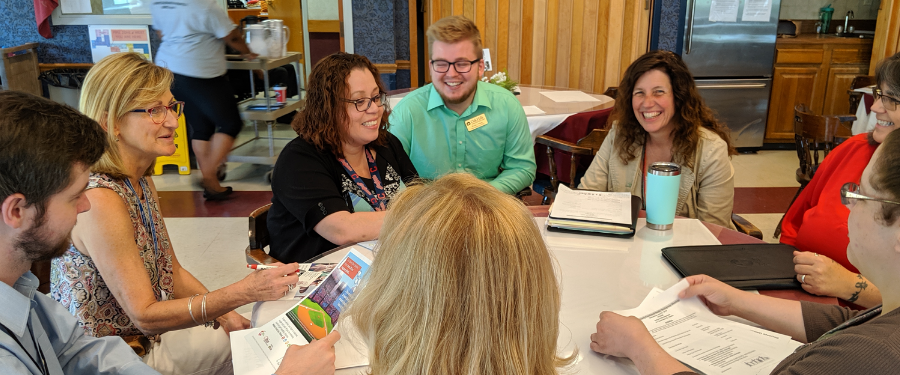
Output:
[274, 85, 287, 103]
[645, 162, 681, 230]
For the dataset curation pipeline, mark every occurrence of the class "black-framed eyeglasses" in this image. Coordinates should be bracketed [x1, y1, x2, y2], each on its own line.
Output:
[341, 92, 387, 112]
[840, 182, 900, 207]
[873, 88, 900, 111]
[130, 101, 184, 124]
[430, 59, 481, 73]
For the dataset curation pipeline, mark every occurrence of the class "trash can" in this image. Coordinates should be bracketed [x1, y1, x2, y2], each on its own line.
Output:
[39, 68, 88, 108]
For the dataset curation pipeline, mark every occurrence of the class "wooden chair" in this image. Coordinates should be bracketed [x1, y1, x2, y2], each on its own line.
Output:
[246, 203, 279, 265]
[847, 75, 876, 114]
[536, 127, 610, 204]
[774, 104, 856, 237]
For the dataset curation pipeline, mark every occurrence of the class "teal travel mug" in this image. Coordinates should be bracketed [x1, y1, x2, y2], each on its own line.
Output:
[645, 162, 681, 230]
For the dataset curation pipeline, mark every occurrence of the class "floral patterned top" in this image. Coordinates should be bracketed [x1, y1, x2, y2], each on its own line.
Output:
[51, 173, 175, 342]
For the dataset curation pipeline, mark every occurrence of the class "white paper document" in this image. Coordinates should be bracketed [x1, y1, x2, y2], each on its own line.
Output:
[233, 249, 372, 374]
[741, 0, 773, 22]
[550, 185, 632, 225]
[709, 0, 739, 22]
[61, 0, 93, 13]
[617, 280, 802, 375]
[522, 105, 547, 116]
[540, 90, 602, 103]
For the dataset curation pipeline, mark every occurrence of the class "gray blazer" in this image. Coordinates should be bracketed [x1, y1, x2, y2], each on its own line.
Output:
[578, 126, 735, 229]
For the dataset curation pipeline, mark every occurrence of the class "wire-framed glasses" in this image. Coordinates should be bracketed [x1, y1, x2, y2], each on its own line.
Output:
[342, 92, 387, 112]
[872, 88, 900, 111]
[430, 59, 481, 73]
[130, 101, 185, 124]
[840, 182, 900, 207]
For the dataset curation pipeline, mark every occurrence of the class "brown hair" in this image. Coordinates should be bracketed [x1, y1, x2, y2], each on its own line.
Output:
[870, 130, 900, 225]
[610, 50, 736, 168]
[426, 15, 484, 59]
[345, 173, 576, 375]
[0, 91, 107, 219]
[80, 52, 173, 179]
[292, 52, 389, 158]
[875, 51, 900, 96]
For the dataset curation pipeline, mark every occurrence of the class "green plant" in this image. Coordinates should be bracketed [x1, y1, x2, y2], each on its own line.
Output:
[481, 70, 518, 92]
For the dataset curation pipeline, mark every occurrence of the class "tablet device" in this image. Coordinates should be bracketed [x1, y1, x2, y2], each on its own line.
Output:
[661, 244, 802, 290]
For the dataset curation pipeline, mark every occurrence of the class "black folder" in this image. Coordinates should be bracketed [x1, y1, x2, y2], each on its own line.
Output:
[661, 244, 802, 290]
[546, 195, 642, 238]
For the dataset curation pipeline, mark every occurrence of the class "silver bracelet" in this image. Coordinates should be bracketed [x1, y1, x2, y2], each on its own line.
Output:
[201, 293, 208, 323]
[188, 294, 201, 325]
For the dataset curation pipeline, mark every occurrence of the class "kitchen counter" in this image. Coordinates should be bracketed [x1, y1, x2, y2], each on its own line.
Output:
[777, 33, 875, 45]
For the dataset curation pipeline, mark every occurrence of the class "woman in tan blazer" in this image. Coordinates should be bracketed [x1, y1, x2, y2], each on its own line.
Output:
[579, 50, 737, 229]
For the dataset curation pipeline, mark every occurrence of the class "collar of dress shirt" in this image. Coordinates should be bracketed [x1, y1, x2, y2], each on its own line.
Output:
[0, 272, 38, 337]
[426, 81, 494, 114]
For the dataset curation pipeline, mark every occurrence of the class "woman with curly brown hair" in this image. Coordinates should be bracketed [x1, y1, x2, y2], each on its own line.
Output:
[579, 50, 737, 229]
[268, 53, 418, 263]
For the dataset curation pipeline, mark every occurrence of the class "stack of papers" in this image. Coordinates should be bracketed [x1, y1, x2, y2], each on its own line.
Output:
[547, 185, 635, 236]
[617, 280, 802, 375]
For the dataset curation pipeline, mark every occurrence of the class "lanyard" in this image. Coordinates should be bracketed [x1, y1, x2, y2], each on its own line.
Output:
[337, 148, 387, 211]
[1, 319, 49, 375]
[123, 178, 161, 257]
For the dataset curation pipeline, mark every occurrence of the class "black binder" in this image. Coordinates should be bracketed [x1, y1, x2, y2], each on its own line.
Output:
[546, 195, 642, 238]
[661, 244, 802, 290]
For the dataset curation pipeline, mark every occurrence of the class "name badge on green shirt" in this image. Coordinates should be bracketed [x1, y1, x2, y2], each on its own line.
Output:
[465, 114, 488, 131]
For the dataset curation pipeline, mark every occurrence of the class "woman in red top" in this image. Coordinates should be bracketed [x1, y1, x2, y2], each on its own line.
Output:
[781, 52, 900, 308]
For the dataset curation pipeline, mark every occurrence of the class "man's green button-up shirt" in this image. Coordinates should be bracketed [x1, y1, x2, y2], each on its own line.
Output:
[389, 81, 536, 194]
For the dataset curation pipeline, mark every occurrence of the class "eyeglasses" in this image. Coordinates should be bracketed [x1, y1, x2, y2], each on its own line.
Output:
[130, 101, 185, 124]
[342, 92, 387, 112]
[872, 88, 900, 111]
[840, 182, 900, 207]
[430, 59, 481, 73]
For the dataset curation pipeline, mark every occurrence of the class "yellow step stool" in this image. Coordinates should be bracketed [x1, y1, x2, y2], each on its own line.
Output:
[154, 114, 191, 175]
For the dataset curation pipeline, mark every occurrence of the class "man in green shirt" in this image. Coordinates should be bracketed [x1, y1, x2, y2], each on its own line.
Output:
[389, 16, 536, 195]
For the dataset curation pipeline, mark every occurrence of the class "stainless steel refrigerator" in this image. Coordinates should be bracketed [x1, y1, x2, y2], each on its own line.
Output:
[681, 0, 781, 148]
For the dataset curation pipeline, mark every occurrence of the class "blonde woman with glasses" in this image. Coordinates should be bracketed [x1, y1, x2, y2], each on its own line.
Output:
[344, 173, 576, 374]
[50, 52, 338, 375]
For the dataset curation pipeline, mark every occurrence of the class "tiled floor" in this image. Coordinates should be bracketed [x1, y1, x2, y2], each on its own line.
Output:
[154, 124, 801, 314]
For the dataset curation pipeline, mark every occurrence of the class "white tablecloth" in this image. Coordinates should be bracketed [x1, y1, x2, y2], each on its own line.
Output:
[851, 86, 877, 135]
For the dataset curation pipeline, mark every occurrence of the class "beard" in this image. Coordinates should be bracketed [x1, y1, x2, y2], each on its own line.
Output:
[436, 82, 477, 106]
[15, 215, 72, 262]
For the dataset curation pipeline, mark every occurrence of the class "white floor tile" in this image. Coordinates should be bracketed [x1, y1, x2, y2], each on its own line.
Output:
[732, 151, 799, 188]
[736, 213, 785, 244]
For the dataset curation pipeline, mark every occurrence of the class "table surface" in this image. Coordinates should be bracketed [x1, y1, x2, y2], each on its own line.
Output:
[252, 206, 835, 375]
[387, 84, 614, 117]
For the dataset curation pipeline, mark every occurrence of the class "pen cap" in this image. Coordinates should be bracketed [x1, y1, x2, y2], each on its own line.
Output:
[645, 162, 681, 230]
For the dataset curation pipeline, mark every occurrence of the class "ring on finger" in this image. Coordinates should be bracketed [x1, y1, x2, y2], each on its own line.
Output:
[801, 274, 807, 284]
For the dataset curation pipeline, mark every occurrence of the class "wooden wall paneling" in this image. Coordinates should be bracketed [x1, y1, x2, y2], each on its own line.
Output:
[555, 0, 574, 87]
[620, 0, 637, 77]
[521, 0, 534, 84]
[497, 0, 510, 74]
[531, 0, 547, 86]
[604, 0, 626, 92]
[593, 0, 611, 92]
[464, 0, 475, 20]
[432, 0, 441, 23]
[485, 0, 498, 70]
[544, 0, 559, 85]
[266, 0, 304, 55]
[454, 0, 464, 15]
[871, 0, 900, 73]
[567, 0, 585, 89]
[409, 0, 419, 87]
[507, 0, 523, 81]
[579, 0, 600, 91]
[476, 0, 487, 37]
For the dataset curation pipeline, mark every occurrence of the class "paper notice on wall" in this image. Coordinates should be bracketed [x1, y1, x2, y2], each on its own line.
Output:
[61, 0, 93, 14]
[709, 0, 739, 22]
[88, 25, 153, 63]
[741, 0, 773, 22]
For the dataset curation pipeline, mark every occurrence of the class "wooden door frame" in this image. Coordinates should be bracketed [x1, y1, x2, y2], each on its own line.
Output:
[870, 0, 899, 73]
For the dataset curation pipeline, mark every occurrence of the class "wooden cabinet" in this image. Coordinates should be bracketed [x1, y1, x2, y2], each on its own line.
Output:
[765, 36, 873, 141]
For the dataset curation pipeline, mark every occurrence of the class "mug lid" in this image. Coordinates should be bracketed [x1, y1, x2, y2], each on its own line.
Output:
[648, 162, 681, 176]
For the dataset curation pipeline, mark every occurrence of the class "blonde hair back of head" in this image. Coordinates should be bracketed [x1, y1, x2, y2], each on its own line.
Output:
[426, 15, 484, 60]
[345, 173, 576, 375]
[80, 52, 174, 179]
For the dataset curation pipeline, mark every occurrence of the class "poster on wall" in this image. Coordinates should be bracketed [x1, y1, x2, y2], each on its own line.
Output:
[88, 25, 153, 63]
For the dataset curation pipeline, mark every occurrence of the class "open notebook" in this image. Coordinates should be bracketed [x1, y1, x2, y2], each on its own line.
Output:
[547, 185, 641, 237]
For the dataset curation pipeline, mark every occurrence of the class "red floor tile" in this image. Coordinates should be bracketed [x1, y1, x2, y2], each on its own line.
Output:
[158, 191, 273, 218]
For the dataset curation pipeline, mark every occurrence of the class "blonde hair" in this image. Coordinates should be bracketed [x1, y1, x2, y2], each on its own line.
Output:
[426, 15, 484, 59]
[80, 52, 174, 179]
[345, 173, 576, 375]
